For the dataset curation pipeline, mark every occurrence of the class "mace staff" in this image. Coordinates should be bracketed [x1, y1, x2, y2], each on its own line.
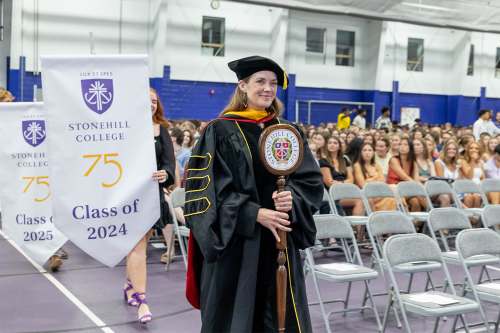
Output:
[259, 124, 303, 333]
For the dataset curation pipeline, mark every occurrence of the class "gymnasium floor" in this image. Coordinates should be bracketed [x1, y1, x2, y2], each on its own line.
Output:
[2, 226, 500, 333]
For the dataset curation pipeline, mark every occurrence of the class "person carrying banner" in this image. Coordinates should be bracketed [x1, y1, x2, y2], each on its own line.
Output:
[123, 87, 175, 324]
[184, 56, 323, 332]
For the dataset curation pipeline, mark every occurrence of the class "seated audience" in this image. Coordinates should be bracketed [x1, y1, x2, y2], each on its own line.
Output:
[170, 127, 191, 178]
[313, 131, 329, 159]
[387, 138, 425, 218]
[375, 137, 392, 175]
[425, 137, 438, 161]
[345, 138, 364, 166]
[460, 142, 484, 210]
[389, 132, 403, 157]
[364, 134, 374, 145]
[459, 134, 474, 156]
[482, 135, 499, 162]
[484, 144, 500, 204]
[319, 136, 365, 218]
[346, 131, 356, 144]
[353, 143, 388, 214]
[414, 138, 436, 184]
[434, 140, 461, 207]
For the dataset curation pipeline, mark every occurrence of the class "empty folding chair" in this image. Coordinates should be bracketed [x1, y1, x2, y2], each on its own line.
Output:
[305, 214, 382, 333]
[453, 179, 486, 217]
[481, 179, 500, 206]
[427, 208, 498, 291]
[483, 204, 500, 233]
[365, 211, 441, 328]
[454, 228, 500, 333]
[381, 233, 485, 333]
[396, 181, 431, 231]
[165, 188, 190, 271]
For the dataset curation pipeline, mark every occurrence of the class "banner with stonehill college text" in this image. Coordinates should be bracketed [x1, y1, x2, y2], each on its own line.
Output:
[40, 55, 160, 267]
[0, 102, 68, 265]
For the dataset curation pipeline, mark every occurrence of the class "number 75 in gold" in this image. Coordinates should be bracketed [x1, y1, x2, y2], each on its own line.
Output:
[83, 154, 122, 187]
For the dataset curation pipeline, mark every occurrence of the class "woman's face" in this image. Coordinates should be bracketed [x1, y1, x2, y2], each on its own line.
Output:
[426, 141, 435, 155]
[376, 140, 389, 156]
[490, 138, 499, 152]
[347, 133, 355, 144]
[239, 71, 277, 110]
[307, 128, 315, 138]
[373, 131, 380, 141]
[457, 129, 463, 137]
[183, 130, 191, 146]
[414, 131, 423, 139]
[446, 144, 457, 158]
[483, 135, 491, 148]
[399, 140, 410, 155]
[150, 91, 157, 116]
[340, 133, 347, 141]
[339, 138, 346, 152]
[413, 139, 423, 155]
[313, 134, 325, 149]
[332, 130, 339, 137]
[391, 136, 401, 150]
[469, 143, 480, 157]
[327, 138, 339, 153]
[361, 145, 374, 162]
[465, 137, 474, 149]
[364, 136, 373, 144]
[357, 132, 365, 139]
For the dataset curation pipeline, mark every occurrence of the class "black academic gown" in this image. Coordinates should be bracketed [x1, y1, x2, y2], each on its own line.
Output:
[184, 114, 323, 333]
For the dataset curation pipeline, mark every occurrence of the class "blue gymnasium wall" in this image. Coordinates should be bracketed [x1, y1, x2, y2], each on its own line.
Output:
[5, 60, 498, 126]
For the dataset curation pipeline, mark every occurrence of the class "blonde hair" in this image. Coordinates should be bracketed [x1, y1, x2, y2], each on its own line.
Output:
[221, 75, 284, 117]
[0, 90, 15, 102]
[439, 140, 460, 166]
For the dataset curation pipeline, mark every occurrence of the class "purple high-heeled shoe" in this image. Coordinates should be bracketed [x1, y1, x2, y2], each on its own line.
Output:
[133, 292, 152, 324]
[123, 279, 138, 306]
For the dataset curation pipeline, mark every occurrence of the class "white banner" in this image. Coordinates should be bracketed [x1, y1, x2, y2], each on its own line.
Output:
[40, 55, 160, 267]
[0, 102, 67, 265]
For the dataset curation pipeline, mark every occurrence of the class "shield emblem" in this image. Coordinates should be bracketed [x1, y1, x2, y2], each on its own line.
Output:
[22, 120, 46, 147]
[81, 79, 114, 114]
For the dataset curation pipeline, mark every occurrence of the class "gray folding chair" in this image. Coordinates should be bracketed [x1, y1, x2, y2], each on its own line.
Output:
[453, 179, 486, 217]
[483, 205, 500, 233]
[382, 233, 483, 333]
[329, 183, 368, 225]
[305, 214, 382, 333]
[454, 228, 500, 333]
[365, 211, 440, 328]
[396, 181, 431, 229]
[362, 182, 399, 215]
[427, 208, 498, 291]
[481, 179, 500, 206]
[425, 180, 476, 218]
[165, 188, 189, 271]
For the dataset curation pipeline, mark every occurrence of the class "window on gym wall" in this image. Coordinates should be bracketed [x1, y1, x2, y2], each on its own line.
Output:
[496, 48, 500, 79]
[202, 17, 225, 57]
[336, 30, 355, 67]
[407, 38, 424, 72]
[305, 28, 326, 65]
[467, 45, 474, 76]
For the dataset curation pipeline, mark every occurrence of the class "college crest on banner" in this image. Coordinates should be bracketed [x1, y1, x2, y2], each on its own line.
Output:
[40, 55, 160, 267]
[0, 102, 68, 265]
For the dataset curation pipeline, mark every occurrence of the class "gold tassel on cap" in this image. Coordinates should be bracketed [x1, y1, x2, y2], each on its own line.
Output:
[282, 68, 287, 90]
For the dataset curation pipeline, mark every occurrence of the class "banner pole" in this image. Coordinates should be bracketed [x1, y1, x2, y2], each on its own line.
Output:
[89, 32, 96, 55]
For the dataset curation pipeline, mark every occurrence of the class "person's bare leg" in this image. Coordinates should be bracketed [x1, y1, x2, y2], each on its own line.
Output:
[408, 197, 421, 212]
[124, 255, 138, 305]
[127, 229, 154, 321]
[438, 194, 451, 207]
[162, 225, 174, 254]
[473, 194, 481, 208]
[352, 199, 365, 216]
[463, 194, 473, 209]
[490, 192, 500, 205]
[368, 198, 376, 214]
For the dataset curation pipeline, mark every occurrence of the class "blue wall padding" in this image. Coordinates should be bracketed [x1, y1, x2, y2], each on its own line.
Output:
[5, 60, 497, 126]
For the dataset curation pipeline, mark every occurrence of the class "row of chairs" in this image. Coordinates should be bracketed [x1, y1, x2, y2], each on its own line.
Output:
[306, 208, 500, 333]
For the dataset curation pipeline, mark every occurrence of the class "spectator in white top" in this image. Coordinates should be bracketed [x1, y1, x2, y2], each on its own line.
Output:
[352, 108, 366, 129]
[473, 109, 500, 141]
[375, 106, 392, 130]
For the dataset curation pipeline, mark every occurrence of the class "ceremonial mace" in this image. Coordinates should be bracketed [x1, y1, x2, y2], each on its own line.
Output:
[259, 124, 303, 332]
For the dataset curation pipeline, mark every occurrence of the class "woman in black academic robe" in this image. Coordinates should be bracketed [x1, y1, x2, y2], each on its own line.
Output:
[184, 56, 323, 333]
